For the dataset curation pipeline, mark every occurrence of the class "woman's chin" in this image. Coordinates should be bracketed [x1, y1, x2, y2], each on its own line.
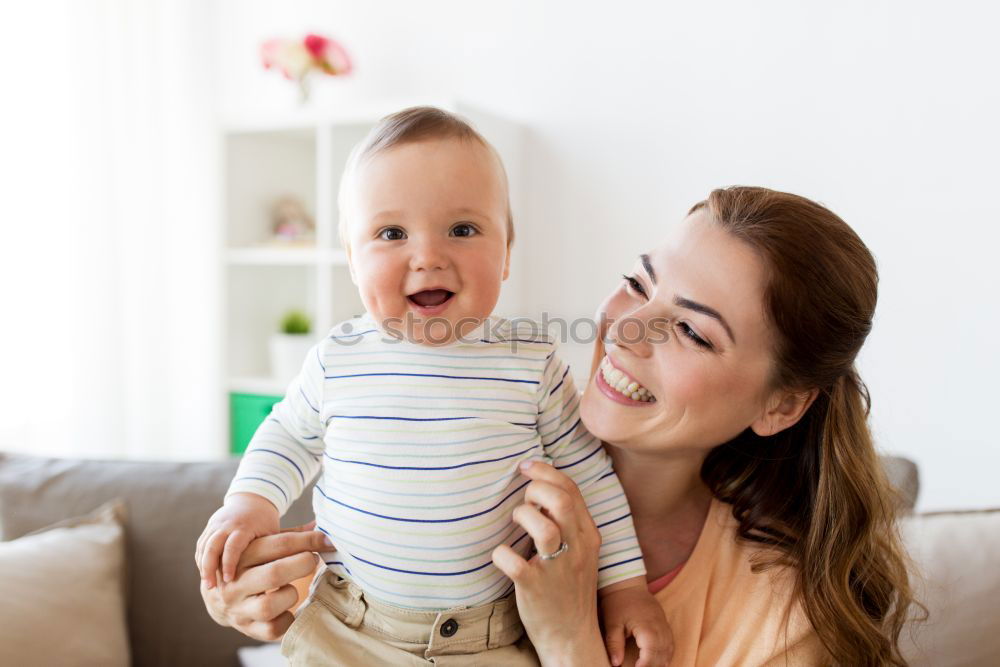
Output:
[580, 383, 648, 446]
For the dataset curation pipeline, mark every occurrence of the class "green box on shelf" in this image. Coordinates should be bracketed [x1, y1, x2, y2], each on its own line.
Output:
[230, 392, 283, 455]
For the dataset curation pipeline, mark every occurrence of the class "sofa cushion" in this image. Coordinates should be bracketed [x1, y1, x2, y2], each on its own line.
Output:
[900, 508, 1000, 666]
[0, 501, 130, 667]
[0, 452, 315, 667]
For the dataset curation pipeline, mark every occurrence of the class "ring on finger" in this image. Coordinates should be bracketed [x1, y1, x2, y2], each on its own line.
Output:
[539, 541, 569, 561]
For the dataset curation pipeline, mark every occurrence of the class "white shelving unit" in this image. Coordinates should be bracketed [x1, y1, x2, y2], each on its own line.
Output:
[221, 100, 525, 448]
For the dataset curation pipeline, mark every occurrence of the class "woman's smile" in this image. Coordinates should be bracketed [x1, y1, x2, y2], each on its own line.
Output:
[594, 355, 657, 405]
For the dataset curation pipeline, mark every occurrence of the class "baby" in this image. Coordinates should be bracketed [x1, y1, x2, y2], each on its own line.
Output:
[198, 107, 668, 665]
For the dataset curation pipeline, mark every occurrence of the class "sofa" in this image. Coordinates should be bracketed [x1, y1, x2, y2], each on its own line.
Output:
[0, 451, 997, 666]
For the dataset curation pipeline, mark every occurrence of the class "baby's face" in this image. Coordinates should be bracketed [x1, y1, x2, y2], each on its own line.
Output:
[345, 138, 511, 345]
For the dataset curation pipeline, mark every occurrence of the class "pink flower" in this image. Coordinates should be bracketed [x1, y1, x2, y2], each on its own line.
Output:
[260, 33, 353, 101]
[303, 34, 328, 60]
[304, 33, 353, 76]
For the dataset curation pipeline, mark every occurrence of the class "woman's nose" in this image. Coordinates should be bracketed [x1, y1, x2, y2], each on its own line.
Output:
[607, 307, 660, 359]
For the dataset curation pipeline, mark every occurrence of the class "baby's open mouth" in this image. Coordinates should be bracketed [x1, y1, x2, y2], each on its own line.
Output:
[407, 289, 455, 308]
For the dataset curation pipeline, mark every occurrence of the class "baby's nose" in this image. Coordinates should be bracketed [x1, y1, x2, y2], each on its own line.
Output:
[409, 240, 449, 271]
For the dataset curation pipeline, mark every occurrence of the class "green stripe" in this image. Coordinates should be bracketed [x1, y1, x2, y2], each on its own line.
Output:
[326, 349, 547, 362]
[324, 361, 541, 373]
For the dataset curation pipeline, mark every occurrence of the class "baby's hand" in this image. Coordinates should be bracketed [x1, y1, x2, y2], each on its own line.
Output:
[195, 493, 280, 589]
[599, 580, 673, 667]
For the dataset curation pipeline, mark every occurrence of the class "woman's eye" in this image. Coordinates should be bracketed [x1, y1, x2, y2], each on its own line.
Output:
[622, 274, 647, 298]
[678, 322, 712, 349]
[379, 227, 406, 241]
[451, 223, 477, 237]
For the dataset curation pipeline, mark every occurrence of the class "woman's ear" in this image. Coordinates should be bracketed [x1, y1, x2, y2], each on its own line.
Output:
[751, 387, 819, 437]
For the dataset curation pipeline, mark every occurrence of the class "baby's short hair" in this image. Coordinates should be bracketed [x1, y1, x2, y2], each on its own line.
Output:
[337, 106, 514, 248]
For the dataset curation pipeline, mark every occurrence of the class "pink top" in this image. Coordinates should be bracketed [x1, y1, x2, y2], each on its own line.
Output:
[647, 562, 685, 595]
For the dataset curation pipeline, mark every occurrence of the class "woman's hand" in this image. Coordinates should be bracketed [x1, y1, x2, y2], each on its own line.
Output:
[195, 492, 281, 588]
[492, 461, 610, 666]
[199, 522, 332, 641]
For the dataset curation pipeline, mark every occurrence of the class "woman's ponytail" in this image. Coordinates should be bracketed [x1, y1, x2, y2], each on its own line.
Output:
[694, 187, 921, 666]
[798, 369, 917, 666]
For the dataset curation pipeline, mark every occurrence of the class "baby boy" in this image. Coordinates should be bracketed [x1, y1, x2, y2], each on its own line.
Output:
[197, 107, 668, 665]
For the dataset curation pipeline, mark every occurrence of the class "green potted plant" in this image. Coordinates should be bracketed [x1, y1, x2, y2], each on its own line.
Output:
[270, 309, 313, 384]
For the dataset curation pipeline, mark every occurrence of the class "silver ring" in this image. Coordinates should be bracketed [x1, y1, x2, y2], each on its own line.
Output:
[539, 541, 569, 561]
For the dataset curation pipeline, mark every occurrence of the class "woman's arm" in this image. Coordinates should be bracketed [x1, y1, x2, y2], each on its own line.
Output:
[492, 461, 612, 667]
[198, 523, 332, 641]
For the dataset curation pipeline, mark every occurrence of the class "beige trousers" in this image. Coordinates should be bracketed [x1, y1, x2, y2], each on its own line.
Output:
[281, 570, 540, 666]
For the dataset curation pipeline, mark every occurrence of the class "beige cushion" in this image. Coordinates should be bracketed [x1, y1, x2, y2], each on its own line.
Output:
[0, 452, 316, 667]
[0, 501, 130, 667]
[900, 508, 1000, 666]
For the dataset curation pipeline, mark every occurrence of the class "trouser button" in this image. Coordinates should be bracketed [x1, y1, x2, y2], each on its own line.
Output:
[440, 618, 459, 637]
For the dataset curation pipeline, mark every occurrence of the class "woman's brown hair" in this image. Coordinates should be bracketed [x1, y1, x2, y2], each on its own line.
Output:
[693, 187, 920, 665]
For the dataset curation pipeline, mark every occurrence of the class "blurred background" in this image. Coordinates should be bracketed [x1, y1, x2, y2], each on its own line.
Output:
[0, 0, 997, 512]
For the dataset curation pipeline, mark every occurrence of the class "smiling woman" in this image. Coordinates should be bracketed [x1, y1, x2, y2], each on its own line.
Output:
[501, 186, 921, 666]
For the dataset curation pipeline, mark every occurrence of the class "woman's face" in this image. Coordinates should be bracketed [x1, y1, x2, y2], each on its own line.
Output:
[580, 210, 779, 455]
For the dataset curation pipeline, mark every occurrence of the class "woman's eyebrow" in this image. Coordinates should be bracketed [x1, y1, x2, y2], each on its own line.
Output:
[640, 253, 736, 343]
[640, 254, 656, 283]
[674, 297, 736, 344]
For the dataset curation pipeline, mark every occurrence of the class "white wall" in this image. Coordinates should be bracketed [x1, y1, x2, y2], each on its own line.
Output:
[0, 0, 224, 461]
[214, 0, 1000, 510]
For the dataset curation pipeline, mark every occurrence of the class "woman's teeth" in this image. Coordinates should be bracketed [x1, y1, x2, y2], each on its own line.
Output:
[600, 358, 656, 402]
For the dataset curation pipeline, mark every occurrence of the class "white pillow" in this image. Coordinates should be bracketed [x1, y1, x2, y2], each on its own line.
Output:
[0, 501, 130, 667]
[900, 508, 1000, 666]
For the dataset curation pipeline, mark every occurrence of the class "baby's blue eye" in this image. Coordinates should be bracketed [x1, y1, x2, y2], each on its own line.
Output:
[379, 227, 406, 241]
[451, 223, 477, 238]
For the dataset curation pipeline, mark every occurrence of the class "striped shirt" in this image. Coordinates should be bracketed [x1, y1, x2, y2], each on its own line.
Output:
[227, 313, 645, 610]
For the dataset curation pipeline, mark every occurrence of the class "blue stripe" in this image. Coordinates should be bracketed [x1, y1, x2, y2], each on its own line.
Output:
[330, 328, 377, 339]
[315, 345, 326, 373]
[324, 444, 537, 471]
[597, 555, 644, 572]
[554, 442, 602, 470]
[548, 367, 570, 396]
[325, 526, 529, 582]
[298, 386, 320, 413]
[314, 522, 524, 565]
[329, 349, 548, 362]
[544, 418, 580, 448]
[479, 338, 553, 345]
[248, 448, 305, 482]
[323, 431, 535, 448]
[596, 513, 633, 530]
[510, 532, 529, 550]
[315, 479, 529, 523]
[335, 393, 535, 406]
[234, 477, 288, 502]
[349, 552, 494, 577]
[329, 469, 520, 500]
[318, 510, 523, 552]
[325, 372, 538, 385]
[326, 559, 352, 575]
[323, 556, 512, 607]
[327, 415, 474, 422]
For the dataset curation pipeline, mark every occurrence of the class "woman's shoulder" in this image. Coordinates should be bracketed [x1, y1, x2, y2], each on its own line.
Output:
[655, 499, 827, 666]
